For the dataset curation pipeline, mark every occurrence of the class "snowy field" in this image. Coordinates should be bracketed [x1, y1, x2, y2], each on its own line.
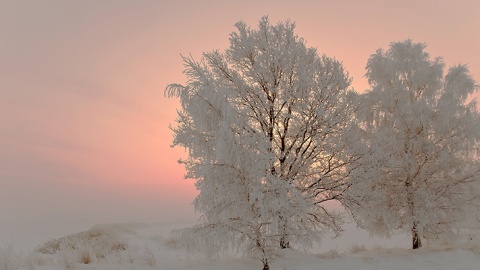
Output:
[2, 221, 480, 270]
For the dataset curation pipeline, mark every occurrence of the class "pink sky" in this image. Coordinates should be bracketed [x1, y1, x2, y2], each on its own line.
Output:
[1, 0, 479, 243]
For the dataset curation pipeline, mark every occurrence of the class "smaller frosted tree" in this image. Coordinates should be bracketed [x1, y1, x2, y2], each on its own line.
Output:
[345, 40, 480, 249]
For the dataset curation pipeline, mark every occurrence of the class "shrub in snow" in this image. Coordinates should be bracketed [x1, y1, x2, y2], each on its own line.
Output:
[24, 252, 38, 270]
[58, 242, 78, 269]
[0, 243, 22, 270]
[142, 246, 156, 266]
[349, 244, 367, 254]
[318, 249, 341, 259]
[36, 224, 128, 266]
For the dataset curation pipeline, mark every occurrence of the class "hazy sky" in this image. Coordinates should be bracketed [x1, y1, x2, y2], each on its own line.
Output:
[1, 0, 479, 244]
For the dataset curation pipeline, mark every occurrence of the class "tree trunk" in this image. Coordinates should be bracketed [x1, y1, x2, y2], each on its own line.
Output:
[280, 235, 290, 249]
[405, 174, 421, 249]
[279, 216, 290, 249]
[262, 259, 269, 270]
[412, 221, 422, 249]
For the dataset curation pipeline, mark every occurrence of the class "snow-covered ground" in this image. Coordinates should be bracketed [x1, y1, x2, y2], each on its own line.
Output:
[2, 221, 480, 270]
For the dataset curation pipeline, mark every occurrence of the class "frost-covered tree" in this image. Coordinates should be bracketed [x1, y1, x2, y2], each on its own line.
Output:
[345, 40, 480, 249]
[166, 17, 357, 269]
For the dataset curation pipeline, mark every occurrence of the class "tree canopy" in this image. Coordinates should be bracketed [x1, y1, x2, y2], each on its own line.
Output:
[344, 40, 480, 249]
[166, 16, 480, 269]
[166, 17, 358, 269]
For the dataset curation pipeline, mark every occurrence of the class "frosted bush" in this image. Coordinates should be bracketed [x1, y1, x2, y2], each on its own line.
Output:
[36, 224, 129, 266]
[58, 241, 77, 269]
[0, 243, 22, 270]
[142, 246, 156, 266]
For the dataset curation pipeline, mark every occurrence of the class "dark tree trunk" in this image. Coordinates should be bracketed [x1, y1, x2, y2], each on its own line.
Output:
[279, 216, 290, 249]
[405, 175, 421, 249]
[262, 259, 269, 270]
[412, 221, 422, 249]
[280, 236, 290, 249]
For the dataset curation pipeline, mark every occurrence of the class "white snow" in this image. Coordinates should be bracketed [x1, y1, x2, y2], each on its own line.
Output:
[2, 221, 480, 270]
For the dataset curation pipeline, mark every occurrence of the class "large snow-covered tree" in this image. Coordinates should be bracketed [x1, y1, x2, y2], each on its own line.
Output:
[345, 40, 480, 249]
[166, 17, 358, 269]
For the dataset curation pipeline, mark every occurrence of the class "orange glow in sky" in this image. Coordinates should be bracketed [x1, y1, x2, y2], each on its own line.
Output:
[1, 0, 479, 242]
